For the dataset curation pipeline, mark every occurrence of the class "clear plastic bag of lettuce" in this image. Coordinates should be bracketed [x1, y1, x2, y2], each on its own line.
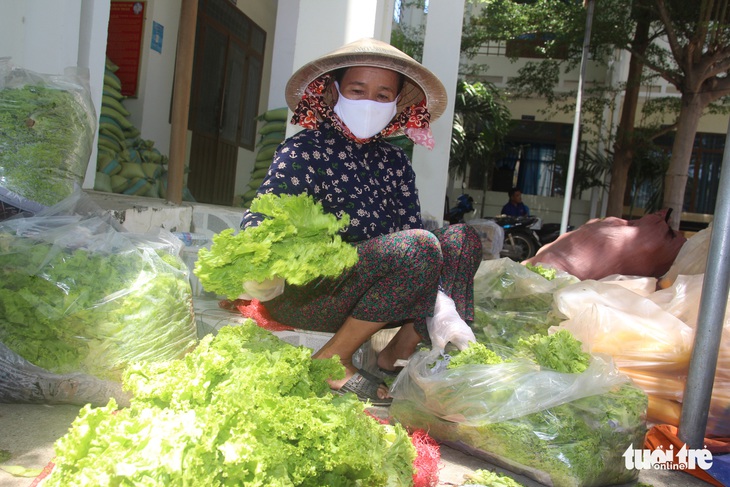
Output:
[0, 341, 132, 407]
[471, 258, 578, 350]
[0, 58, 96, 213]
[389, 333, 648, 487]
[0, 191, 198, 382]
[473, 257, 579, 311]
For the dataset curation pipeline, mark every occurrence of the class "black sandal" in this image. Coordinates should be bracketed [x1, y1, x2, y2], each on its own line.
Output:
[332, 368, 392, 407]
[377, 366, 402, 377]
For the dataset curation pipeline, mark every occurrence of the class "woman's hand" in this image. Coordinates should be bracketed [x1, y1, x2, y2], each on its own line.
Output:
[426, 291, 477, 351]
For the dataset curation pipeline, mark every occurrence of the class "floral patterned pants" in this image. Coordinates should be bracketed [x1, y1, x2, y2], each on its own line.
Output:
[264, 223, 483, 341]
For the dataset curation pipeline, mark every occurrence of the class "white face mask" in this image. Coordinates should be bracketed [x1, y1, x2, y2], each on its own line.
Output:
[333, 82, 398, 139]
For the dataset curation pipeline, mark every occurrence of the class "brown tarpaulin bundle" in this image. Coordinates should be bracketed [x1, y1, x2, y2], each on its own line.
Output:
[526, 209, 687, 281]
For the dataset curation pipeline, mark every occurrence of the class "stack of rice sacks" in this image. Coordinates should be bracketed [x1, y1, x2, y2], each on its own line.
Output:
[94, 58, 169, 199]
[240, 107, 288, 208]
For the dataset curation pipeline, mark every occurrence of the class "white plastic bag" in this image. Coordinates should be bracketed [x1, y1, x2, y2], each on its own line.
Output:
[552, 276, 730, 435]
[389, 347, 646, 487]
[551, 280, 694, 370]
[0, 341, 131, 407]
[661, 223, 712, 286]
[391, 348, 629, 424]
[465, 218, 504, 260]
[473, 257, 578, 309]
[599, 274, 657, 296]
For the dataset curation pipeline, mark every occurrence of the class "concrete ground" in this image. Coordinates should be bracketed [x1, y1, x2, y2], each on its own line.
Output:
[0, 402, 716, 487]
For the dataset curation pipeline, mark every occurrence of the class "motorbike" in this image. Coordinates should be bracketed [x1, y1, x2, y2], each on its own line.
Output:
[492, 214, 543, 261]
[445, 193, 570, 261]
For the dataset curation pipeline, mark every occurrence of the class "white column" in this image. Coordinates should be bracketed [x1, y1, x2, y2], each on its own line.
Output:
[78, 0, 112, 189]
[23, 0, 83, 74]
[268, 0, 301, 111]
[411, 0, 465, 225]
[271, 0, 392, 137]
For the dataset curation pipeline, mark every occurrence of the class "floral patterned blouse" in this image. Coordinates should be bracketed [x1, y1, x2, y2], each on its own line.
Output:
[241, 122, 423, 243]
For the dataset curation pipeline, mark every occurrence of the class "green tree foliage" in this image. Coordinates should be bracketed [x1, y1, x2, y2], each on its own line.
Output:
[464, 0, 730, 226]
[450, 80, 513, 187]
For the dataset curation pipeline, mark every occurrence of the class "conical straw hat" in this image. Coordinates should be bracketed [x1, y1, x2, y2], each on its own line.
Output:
[285, 38, 447, 121]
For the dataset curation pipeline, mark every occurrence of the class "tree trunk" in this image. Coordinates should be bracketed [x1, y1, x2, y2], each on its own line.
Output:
[662, 91, 704, 230]
[607, 155, 632, 217]
[607, 0, 652, 217]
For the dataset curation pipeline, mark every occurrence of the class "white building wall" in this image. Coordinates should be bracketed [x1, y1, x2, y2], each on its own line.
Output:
[4, 0, 82, 75]
[1, 0, 110, 190]
[268, 0, 300, 112]
[1, 0, 279, 199]
[123, 0, 182, 153]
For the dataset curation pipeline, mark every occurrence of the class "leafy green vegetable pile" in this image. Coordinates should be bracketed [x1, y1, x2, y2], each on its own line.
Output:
[515, 329, 591, 374]
[0, 229, 197, 381]
[473, 307, 559, 351]
[195, 193, 359, 299]
[0, 79, 95, 208]
[44, 324, 416, 486]
[525, 262, 557, 280]
[391, 328, 648, 487]
[463, 469, 525, 486]
[446, 383, 647, 487]
[447, 330, 591, 374]
[446, 341, 503, 369]
[471, 258, 576, 352]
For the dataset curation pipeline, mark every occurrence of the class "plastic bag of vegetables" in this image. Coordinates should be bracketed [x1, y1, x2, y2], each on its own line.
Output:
[389, 332, 648, 487]
[0, 58, 96, 213]
[0, 192, 198, 383]
[472, 257, 578, 311]
[0, 341, 131, 407]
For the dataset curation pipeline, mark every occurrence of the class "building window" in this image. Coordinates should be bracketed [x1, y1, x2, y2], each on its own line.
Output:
[648, 131, 725, 215]
[505, 33, 570, 59]
[483, 121, 573, 196]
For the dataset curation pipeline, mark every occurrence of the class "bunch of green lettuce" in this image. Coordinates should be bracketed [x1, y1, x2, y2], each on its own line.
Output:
[473, 307, 559, 351]
[446, 341, 504, 369]
[471, 261, 567, 352]
[515, 329, 591, 374]
[0, 231, 197, 381]
[391, 327, 648, 487]
[463, 469, 525, 486]
[472, 258, 577, 312]
[0, 81, 95, 207]
[44, 324, 416, 487]
[195, 193, 359, 299]
[525, 262, 557, 280]
[453, 383, 647, 487]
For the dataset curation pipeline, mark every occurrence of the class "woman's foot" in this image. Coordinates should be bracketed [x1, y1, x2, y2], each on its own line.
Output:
[329, 364, 391, 403]
[310, 316, 391, 400]
[376, 323, 422, 373]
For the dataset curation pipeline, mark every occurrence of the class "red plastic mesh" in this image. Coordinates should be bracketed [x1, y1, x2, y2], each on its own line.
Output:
[218, 299, 295, 332]
[410, 428, 441, 487]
